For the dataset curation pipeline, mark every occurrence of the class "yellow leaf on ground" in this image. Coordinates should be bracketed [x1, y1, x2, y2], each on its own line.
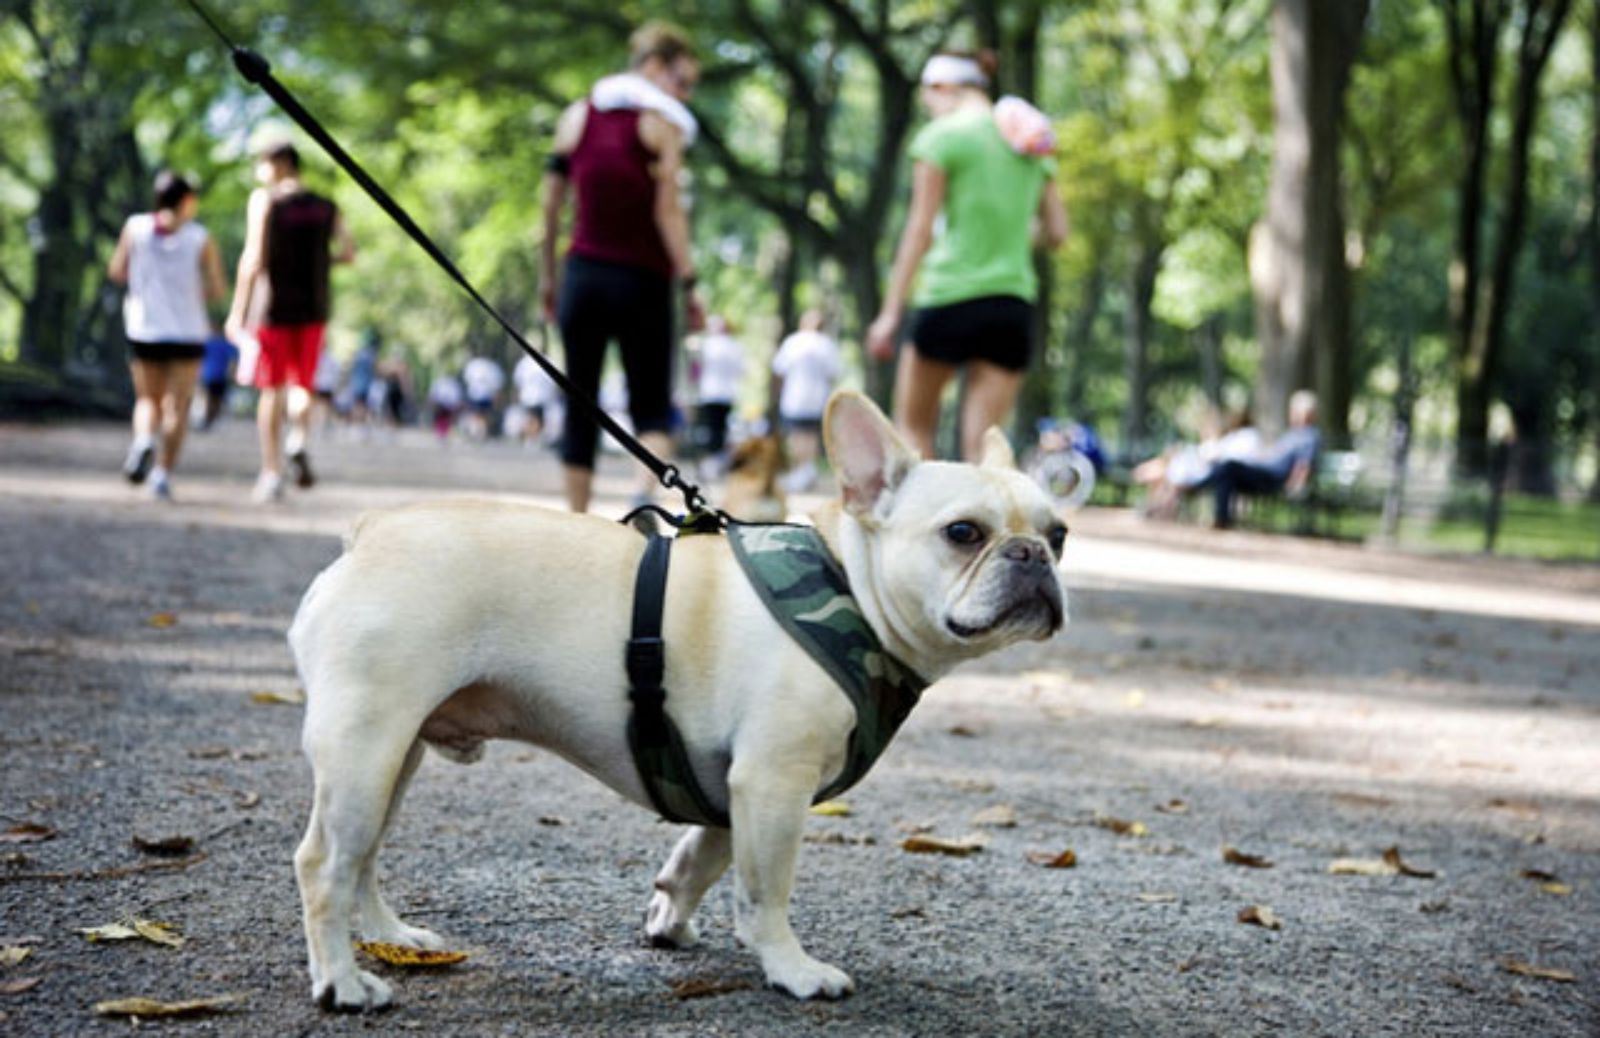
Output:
[1, 946, 31, 968]
[1094, 816, 1148, 837]
[1540, 882, 1573, 896]
[972, 804, 1018, 828]
[1124, 689, 1146, 709]
[249, 689, 305, 706]
[1329, 857, 1400, 877]
[808, 801, 851, 818]
[1025, 849, 1077, 869]
[356, 941, 468, 967]
[1500, 959, 1577, 983]
[1222, 846, 1274, 869]
[898, 834, 987, 857]
[94, 993, 244, 1017]
[79, 919, 185, 949]
[1237, 905, 1282, 930]
[146, 612, 178, 628]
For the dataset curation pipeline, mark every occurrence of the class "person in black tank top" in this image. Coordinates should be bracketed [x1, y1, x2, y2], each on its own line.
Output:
[225, 141, 354, 503]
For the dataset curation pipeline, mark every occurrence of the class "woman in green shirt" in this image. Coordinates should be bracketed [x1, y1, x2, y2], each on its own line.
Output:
[866, 50, 1068, 461]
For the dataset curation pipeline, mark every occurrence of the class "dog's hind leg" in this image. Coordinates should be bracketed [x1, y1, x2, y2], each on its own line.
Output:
[295, 714, 420, 1012]
[353, 738, 446, 951]
[646, 826, 731, 949]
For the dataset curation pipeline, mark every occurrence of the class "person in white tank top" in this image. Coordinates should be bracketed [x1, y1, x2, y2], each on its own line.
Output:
[108, 171, 227, 501]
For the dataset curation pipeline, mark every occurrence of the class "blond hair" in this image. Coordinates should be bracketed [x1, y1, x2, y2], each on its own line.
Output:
[629, 22, 695, 69]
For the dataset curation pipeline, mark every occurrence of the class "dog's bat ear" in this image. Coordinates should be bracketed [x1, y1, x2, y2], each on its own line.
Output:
[979, 426, 1017, 470]
[824, 390, 917, 520]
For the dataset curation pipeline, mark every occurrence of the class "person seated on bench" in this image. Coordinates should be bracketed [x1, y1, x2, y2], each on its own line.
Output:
[1133, 407, 1259, 520]
[1201, 390, 1320, 530]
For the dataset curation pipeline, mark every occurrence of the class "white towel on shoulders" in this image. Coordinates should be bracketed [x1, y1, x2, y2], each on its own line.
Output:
[590, 72, 698, 147]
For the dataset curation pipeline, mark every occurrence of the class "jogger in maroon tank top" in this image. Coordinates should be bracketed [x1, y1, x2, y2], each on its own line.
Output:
[540, 23, 703, 514]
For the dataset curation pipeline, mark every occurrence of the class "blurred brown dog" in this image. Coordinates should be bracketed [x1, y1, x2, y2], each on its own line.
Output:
[720, 435, 788, 523]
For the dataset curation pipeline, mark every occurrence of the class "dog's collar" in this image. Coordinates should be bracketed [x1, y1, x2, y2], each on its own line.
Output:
[727, 523, 929, 805]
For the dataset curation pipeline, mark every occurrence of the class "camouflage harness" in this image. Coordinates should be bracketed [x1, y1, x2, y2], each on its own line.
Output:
[625, 523, 929, 828]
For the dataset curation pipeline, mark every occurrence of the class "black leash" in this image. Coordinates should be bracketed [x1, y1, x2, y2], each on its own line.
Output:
[181, 0, 716, 520]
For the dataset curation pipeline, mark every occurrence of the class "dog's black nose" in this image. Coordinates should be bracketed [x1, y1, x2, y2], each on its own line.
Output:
[1000, 538, 1050, 569]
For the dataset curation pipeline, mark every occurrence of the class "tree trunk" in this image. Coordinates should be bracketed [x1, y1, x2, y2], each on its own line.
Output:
[1590, 0, 1600, 502]
[1442, 0, 1572, 477]
[1121, 240, 1162, 454]
[1063, 267, 1104, 422]
[1252, 0, 1368, 441]
[1198, 314, 1224, 411]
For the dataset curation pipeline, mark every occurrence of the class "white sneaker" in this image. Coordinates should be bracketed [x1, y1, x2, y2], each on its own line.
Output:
[252, 472, 285, 504]
[149, 468, 174, 502]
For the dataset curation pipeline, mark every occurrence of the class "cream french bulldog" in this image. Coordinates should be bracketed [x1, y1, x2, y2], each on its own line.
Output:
[289, 390, 1068, 1011]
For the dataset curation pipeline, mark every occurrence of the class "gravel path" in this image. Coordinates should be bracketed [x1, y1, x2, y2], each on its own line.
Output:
[2, 420, 1597, 1036]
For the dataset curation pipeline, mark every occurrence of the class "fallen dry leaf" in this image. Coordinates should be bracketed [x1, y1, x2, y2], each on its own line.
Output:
[234, 791, 261, 810]
[249, 689, 305, 706]
[1539, 882, 1573, 896]
[131, 835, 195, 857]
[667, 977, 754, 1001]
[1518, 868, 1558, 882]
[1094, 816, 1148, 837]
[0, 824, 55, 845]
[0, 977, 42, 995]
[946, 724, 980, 738]
[1382, 846, 1436, 878]
[1222, 846, 1274, 869]
[1500, 959, 1576, 983]
[94, 993, 244, 1018]
[1025, 849, 1077, 869]
[808, 801, 851, 818]
[1137, 893, 1179, 904]
[898, 834, 987, 857]
[803, 831, 876, 846]
[146, 612, 178, 628]
[1237, 905, 1281, 930]
[356, 941, 467, 967]
[0, 947, 31, 968]
[1329, 857, 1398, 877]
[972, 804, 1018, 828]
[79, 919, 185, 949]
[1155, 799, 1189, 815]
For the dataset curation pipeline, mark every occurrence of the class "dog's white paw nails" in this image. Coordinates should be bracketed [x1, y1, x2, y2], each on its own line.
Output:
[645, 892, 700, 949]
[314, 968, 393, 1013]
[763, 953, 854, 1001]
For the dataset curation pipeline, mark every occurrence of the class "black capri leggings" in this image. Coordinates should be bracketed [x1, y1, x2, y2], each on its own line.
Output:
[557, 254, 674, 470]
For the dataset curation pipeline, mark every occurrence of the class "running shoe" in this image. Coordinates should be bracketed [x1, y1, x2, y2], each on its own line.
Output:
[252, 472, 286, 504]
[289, 450, 316, 489]
[149, 469, 174, 502]
[123, 441, 155, 484]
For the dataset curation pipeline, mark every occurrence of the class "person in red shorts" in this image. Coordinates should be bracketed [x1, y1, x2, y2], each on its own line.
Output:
[225, 140, 354, 503]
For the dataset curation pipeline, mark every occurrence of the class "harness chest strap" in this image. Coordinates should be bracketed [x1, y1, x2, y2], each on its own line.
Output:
[625, 524, 930, 829]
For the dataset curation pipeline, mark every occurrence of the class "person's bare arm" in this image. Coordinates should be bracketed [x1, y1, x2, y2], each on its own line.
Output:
[331, 212, 355, 265]
[540, 101, 587, 322]
[640, 112, 694, 281]
[200, 236, 227, 304]
[1037, 181, 1069, 250]
[225, 188, 271, 336]
[865, 161, 946, 361]
[107, 221, 133, 285]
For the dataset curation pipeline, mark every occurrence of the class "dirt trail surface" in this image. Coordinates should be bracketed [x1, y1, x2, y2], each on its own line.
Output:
[3, 421, 1598, 1036]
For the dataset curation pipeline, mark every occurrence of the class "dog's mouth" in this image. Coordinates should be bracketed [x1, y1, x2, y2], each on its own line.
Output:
[946, 588, 1064, 641]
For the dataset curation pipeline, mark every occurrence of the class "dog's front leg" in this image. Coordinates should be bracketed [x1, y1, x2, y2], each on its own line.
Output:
[728, 760, 853, 1000]
[647, 826, 731, 948]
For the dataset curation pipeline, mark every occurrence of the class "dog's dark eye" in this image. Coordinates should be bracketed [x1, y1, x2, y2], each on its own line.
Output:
[1047, 524, 1068, 556]
[944, 521, 985, 547]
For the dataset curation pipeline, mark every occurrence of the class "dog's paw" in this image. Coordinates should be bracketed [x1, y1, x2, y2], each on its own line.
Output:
[762, 952, 854, 1001]
[645, 890, 700, 949]
[361, 921, 446, 951]
[313, 968, 394, 1013]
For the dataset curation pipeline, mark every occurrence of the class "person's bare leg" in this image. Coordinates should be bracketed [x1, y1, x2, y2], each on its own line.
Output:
[959, 361, 1024, 462]
[635, 430, 673, 501]
[258, 387, 287, 476]
[158, 360, 200, 471]
[891, 346, 957, 460]
[285, 385, 313, 458]
[129, 360, 162, 446]
[564, 465, 594, 514]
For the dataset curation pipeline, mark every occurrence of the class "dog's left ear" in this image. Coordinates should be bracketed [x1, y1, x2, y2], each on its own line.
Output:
[979, 426, 1017, 471]
[824, 390, 917, 521]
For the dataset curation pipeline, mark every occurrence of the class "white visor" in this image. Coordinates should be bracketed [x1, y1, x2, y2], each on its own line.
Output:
[920, 55, 988, 88]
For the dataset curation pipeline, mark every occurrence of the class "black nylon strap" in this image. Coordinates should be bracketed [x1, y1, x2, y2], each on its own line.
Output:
[625, 536, 730, 828]
[180, 0, 710, 517]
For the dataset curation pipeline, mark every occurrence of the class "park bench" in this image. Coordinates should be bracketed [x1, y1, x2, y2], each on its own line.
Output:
[1236, 449, 1365, 538]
